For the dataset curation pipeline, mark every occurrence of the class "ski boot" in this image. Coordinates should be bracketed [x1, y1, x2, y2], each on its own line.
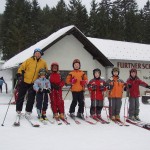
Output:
[115, 115, 121, 121]
[42, 114, 48, 121]
[111, 116, 116, 121]
[70, 113, 75, 119]
[25, 111, 31, 119]
[97, 114, 102, 119]
[91, 114, 97, 120]
[59, 113, 65, 120]
[77, 112, 85, 120]
[129, 116, 136, 121]
[135, 116, 141, 121]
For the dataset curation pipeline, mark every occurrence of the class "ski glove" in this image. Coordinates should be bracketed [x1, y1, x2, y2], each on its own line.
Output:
[51, 83, 60, 90]
[91, 85, 97, 91]
[99, 85, 105, 91]
[127, 84, 132, 88]
[80, 80, 87, 86]
[37, 88, 43, 93]
[107, 84, 113, 90]
[71, 78, 77, 84]
[146, 85, 150, 89]
[43, 89, 51, 93]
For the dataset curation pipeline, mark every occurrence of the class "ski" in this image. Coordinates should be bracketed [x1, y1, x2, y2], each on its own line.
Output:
[90, 116, 105, 124]
[38, 118, 48, 125]
[46, 118, 55, 124]
[97, 117, 110, 124]
[76, 116, 96, 125]
[67, 114, 81, 124]
[13, 114, 21, 126]
[126, 119, 150, 131]
[115, 119, 129, 126]
[60, 118, 70, 125]
[110, 119, 123, 126]
[25, 116, 40, 127]
[55, 118, 62, 125]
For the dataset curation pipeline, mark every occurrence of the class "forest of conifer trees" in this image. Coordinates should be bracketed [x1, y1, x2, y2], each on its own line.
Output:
[0, 0, 150, 60]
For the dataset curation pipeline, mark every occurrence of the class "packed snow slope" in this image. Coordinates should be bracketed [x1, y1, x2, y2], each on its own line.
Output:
[0, 92, 150, 150]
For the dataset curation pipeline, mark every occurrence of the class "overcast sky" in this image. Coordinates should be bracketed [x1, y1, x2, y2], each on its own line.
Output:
[0, 0, 148, 14]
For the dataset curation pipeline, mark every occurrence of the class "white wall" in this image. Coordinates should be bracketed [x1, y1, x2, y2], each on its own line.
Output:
[110, 59, 150, 96]
[43, 35, 106, 99]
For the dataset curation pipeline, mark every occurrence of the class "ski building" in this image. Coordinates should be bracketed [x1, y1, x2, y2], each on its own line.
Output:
[1, 25, 150, 97]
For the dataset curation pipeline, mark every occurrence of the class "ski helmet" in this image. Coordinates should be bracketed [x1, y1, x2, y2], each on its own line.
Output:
[93, 68, 101, 76]
[38, 68, 47, 76]
[111, 67, 120, 75]
[72, 59, 81, 69]
[51, 62, 59, 71]
[33, 48, 42, 55]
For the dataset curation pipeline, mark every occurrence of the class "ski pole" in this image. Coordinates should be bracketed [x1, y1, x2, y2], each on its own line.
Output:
[63, 86, 71, 100]
[1, 80, 18, 126]
[123, 97, 127, 124]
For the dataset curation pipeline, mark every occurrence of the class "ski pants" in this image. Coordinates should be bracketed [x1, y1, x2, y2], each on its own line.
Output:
[69, 91, 84, 114]
[109, 98, 122, 117]
[90, 100, 103, 115]
[16, 82, 36, 112]
[128, 97, 139, 117]
[50, 89, 64, 114]
[36, 92, 48, 114]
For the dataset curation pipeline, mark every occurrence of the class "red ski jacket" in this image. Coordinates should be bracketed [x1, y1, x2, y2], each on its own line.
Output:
[126, 76, 148, 98]
[88, 78, 106, 101]
[49, 72, 65, 90]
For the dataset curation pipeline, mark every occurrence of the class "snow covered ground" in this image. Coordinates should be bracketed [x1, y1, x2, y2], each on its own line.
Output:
[0, 92, 150, 150]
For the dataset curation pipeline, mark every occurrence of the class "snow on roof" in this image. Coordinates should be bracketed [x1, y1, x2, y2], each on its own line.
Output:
[88, 37, 150, 61]
[1, 25, 75, 69]
[2, 25, 150, 70]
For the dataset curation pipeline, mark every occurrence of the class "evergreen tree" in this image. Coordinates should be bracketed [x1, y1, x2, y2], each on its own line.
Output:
[41, 5, 54, 37]
[95, 0, 112, 38]
[88, 0, 99, 37]
[1, 0, 32, 60]
[67, 0, 89, 34]
[142, 0, 150, 43]
[0, 14, 3, 51]
[27, 0, 44, 46]
[50, 0, 68, 31]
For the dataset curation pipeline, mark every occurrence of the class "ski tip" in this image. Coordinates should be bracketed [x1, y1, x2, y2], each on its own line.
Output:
[33, 124, 40, 127]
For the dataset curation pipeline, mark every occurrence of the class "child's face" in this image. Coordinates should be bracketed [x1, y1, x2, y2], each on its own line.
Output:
[40, 75, 45, 78]
[113, 71, 118, 76]
[94, 71, 100, 78]
[52, 65, 58, 72]
[74, 63, 80, 70]
[131, 71, 136, 77]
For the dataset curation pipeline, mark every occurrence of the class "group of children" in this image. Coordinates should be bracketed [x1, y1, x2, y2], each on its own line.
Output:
[31, 59, 150, 122]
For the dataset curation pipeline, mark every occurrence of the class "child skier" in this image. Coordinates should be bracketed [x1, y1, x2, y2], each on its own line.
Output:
[49, 62, 65, 120]
[88, 68, 106, 119]
[33, 68, 51, 121]
[126, 68, 150, 121]
[66, 59, 88, 119]
[106, 67, 125, 121]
